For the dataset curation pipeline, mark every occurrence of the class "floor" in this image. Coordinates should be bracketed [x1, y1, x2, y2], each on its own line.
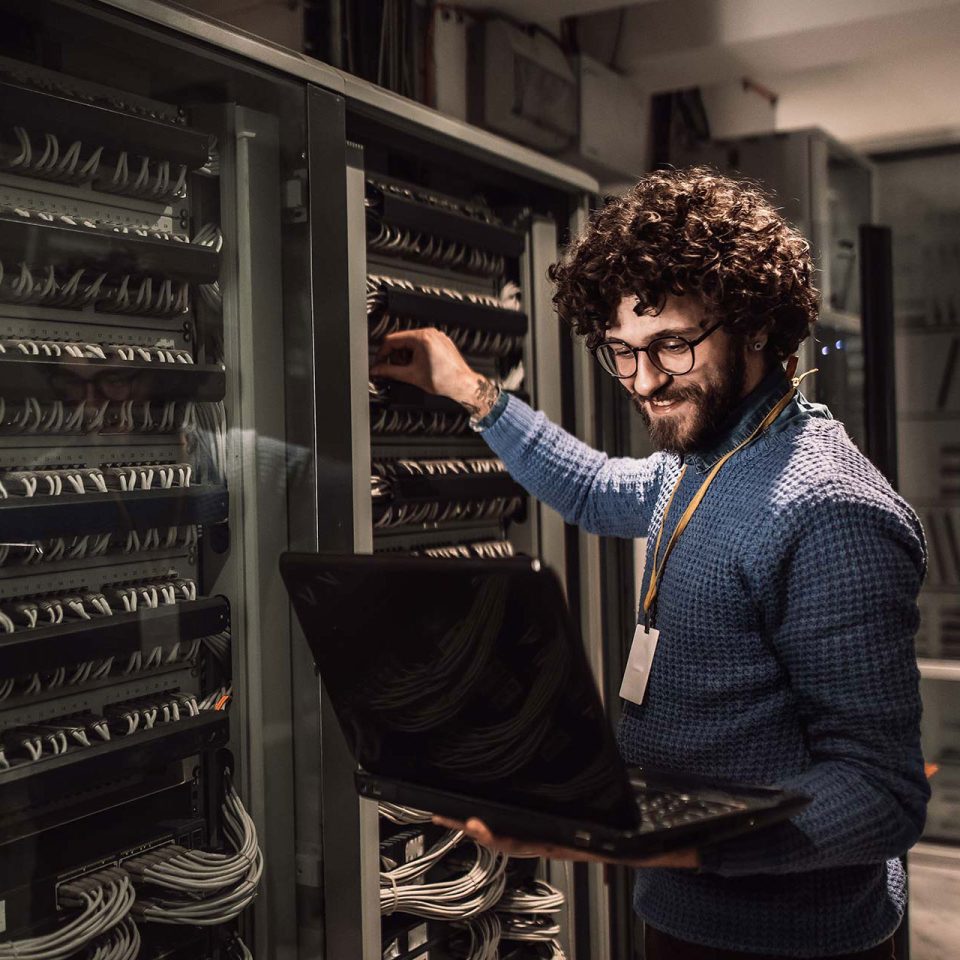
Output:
[909, 847, 960, 959]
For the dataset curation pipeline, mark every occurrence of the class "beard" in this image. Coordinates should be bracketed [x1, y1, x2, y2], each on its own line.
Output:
[631, 346, 747, 455]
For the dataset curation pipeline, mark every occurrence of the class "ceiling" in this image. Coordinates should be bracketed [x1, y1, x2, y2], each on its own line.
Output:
[546, 0, 960, 149]
[574, 0, 960, 91]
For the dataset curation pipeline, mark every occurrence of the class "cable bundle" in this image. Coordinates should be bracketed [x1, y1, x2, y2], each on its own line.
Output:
[497, 879, 566, 959]
[194, 401, 227, 483]
[227, 936, 254, 960]
[0, 867, 135, 960]
[366, 178, 507, 277]
[380, 840, 507, 919]
[413, 539, 515, 560]
[202, 630, 231, 672]
[3, 126, 188, 200]
[380, 829, 464, 883]
[497, 879, 566, 916]
[500, 915, 563, 941]
[376, 457, 509, 478]
[366, 177, 505, 226]
[0, 688, 201, 768]
[0, 338, 193, 363]
[370, 404, 470, 437]
[127, 773, 262, 926]
[501, 940, 567, 960]
[199, 685, 232, 711]
[371, 456, 521, 529]
[378, 802, 433, 825]
[0, 398, 196, 437]
[0, 461, 193, 499]
[367, 275, 524, 359]
[372, 494, 523, 530]
[0, 206, 203, 317]
[0, 260, 189, 316]
[83, 917, 140, 960]
[447, 912, 502, 960]
[0, 525, 195, 571]
[193, 223, 223, 311]
[367, 214, 506, 277]
[104, 575, 198, 613]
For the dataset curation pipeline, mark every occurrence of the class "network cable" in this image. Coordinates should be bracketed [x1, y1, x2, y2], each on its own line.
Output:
[0, 867, 135, 959]
[379, 840, 507, 919]
[128, 772, 262, 926]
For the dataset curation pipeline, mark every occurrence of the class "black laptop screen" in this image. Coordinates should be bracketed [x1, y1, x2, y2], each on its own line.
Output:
[282, 554, 639, 830]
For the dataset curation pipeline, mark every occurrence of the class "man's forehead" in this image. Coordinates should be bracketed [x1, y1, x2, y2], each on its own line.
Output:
[609, 294, 706, 336]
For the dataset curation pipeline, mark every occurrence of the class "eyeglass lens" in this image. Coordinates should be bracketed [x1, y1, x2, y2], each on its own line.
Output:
[595, 337, 695, 378]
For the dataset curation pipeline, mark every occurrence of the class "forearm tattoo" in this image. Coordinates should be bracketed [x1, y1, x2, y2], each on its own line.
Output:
[460, 377, 499, 419]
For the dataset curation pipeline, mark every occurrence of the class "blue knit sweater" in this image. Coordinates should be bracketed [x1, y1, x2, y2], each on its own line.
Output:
[476, 366, 929, 957]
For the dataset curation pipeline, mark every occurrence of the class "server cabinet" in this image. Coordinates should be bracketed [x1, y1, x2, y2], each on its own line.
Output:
[0, 2, 309, 956]
[874, 148, 960, 957]
[285, 80, 604, 958]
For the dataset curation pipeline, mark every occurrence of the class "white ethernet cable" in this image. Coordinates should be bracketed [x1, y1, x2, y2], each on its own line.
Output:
[496, 879, 566, 915]
[380, 829, 464, 885]
[0, 868, 135, 960]
[451, 912, 501, 960]
[84, 915, 140, 960]
[379, 841, 507, 919]
[128, 773, 262, 926]
[499, 915, 562, 942]
[378, 802, 434, 825]
[229, 936, 254, 960]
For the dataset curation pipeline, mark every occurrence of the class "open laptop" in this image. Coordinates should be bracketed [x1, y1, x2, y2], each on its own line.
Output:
[280, 552, 809, 857]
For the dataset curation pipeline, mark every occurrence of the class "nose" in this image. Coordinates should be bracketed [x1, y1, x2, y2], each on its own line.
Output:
[627, 350, 671, 399]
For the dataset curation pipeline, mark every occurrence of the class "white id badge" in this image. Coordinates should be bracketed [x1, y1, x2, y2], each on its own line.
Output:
[619, 623, 660, 705]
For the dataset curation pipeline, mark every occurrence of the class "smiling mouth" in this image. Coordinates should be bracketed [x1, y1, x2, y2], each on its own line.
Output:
[646, 397, 684, 412]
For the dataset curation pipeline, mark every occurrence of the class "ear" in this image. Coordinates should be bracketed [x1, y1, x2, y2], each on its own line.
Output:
[748, 324, 771, 353]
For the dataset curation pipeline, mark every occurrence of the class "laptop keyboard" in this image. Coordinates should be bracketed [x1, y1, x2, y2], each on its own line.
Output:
[633, 787, 747, 831]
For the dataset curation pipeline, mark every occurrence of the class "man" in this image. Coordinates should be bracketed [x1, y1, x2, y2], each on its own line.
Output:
[369, 168, 928, 960]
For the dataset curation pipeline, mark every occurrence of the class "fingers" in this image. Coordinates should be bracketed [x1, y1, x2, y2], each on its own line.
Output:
[373, 329, 424, 361]
[431, 816, 700, 869]
[369, 358, 419, 383]
[624, 847, 701, 870]
[370, 331, 428, 384]
[432, 815, 466, 831]
[432, 816, 600, 861]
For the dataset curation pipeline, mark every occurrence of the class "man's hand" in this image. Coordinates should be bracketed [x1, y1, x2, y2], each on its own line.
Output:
[433, 816, 700, 870]
[370, 328, 498, 418]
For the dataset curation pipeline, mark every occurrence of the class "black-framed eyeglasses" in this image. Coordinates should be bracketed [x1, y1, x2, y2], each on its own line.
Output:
[592, 320, 723, 379]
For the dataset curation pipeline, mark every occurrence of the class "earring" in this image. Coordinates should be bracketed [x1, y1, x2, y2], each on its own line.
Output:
[753, 341, 766, 351]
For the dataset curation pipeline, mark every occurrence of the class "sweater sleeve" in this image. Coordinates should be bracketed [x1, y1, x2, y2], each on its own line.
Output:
[476, 393, 667, 538]
[699, 495, 930, 876]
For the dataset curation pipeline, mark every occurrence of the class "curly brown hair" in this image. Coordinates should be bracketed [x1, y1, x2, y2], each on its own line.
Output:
[549, 167, 819, 358]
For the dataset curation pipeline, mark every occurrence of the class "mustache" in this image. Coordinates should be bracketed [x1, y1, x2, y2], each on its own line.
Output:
[633, 383, 704, 406]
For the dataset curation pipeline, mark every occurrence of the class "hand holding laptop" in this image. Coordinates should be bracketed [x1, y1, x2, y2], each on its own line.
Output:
[432, 815, 701, 869]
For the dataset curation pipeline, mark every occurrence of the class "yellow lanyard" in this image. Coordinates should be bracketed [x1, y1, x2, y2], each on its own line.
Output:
[642, 364, 814, 626]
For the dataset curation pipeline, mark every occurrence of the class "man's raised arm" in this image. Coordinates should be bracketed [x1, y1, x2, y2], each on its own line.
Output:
[370, 327, 667, 538]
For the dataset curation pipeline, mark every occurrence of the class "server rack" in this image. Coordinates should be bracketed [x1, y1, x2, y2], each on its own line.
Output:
[286, 84, 605, 960]
[0, 1, 308, 956]
[872, 147, 960, 953]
